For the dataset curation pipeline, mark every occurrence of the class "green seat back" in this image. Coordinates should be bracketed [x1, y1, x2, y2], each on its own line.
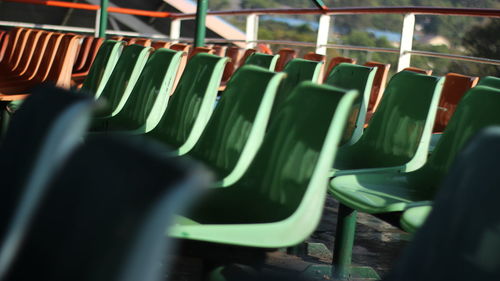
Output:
[334, 70, 444, 171]
[187, 65, 285, 181]
[94, 44, 151, 117]
[409, 86, 500, 197]
[270, 58, 323, 122]
[325, 63, 376, 144]
[477, 76, 500, 88]
[384, 127, 500, 281]
[80, 40, 123, 97]
[106, 49, 183, 133]
[146, 53, 228, 150]
[244, 53, 279, 70]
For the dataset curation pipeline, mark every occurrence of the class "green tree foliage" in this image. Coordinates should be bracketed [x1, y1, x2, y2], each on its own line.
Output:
[208, 0, 230, 11]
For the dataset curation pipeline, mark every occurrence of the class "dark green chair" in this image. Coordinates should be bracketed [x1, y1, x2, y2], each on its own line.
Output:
[89, 48, 182, 133]
[183, 65, 285, 186]
[329, 85, 500, 279]
[145, 53, 228, 149]
[244, 53, 280, 71]
[269, 58, 323, 122]
[93, 44, 151, 118]
[477, 75, 500, 88]
[324, 63, 376, 145]
[384, 126, 500, 281]
[80, 40, 123, 98]
[331, 70, 444, 177]
[1, 136, 206, 281]
[169, 82, 358, 249]
[400, 205, 432, 233]
[0, 85, 93, 274]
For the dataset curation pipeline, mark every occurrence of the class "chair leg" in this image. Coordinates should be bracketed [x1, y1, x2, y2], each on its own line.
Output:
[332, 203, 357, 280]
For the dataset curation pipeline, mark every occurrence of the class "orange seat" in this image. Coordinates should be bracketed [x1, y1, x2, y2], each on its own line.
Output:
[275, 48, 296, 72]
[363, 61, 391, 124]
[72, 37, 104, 79]
[109, 35, 124, 41]
[188, 46, 214, 60]
[303, 52, 326, 62]
[212, 45, 227, 57]
[433, 73, 479, 133]
[324, 56, 357, 81]
[73, 35, 93, 73]
[0, 29, 43, 77]
[151, 40, 171, 50]
[238, 48, 256, 67]
[0, 27, 24, 64]
[169, 43, 191, 95]
[403, 66, 433, 75]
[221, 46, 243, 83]
[1, 28, 32, 73]
[134, 38, 152, 47]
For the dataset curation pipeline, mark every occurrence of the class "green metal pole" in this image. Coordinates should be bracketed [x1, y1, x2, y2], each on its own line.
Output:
[194, 0, 208, 47]
[98, 0, 109, 38]
[332, 204, 357, 280]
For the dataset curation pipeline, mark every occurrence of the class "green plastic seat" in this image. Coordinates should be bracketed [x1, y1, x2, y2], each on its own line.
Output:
[329, 86, 500, 279]
[269, 58, 323, 122]
[169, 82, 358, 248]
[400, 205, 432, 233]
[384, 127, 500, 281]
[93, 44, 151, 118]
[184, 65, 285, 186]
[244, 52, 280, 70]
[80, 40, 123, 98]
[477, 75, 500, 88]
[324, 63, 376, 145]
[331, 70, 444, 177]
[145, 53, 228, 149]
[90, 48, 182, 133]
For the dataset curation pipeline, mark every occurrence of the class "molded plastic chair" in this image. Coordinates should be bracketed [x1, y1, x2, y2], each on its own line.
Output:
[0, 85, 93, 275]
[182, 65, 285, 185]
[145, 53, 228, 149]
[169, 82, 357, 249]
[72, 37, 104, 79]
[384, 126, 500, 281]
[73, 35, 93, 73]
[325, 63, 376, 145]
[331, 70, 444, 176]
[222, 46, 243, 83]
[109, 35, 124, 41]
[399, 205, 432, 233]
[1, 28, 31, 72]
[0, 29, 41, 76]
[92, 44, 151, 117]
[212, 45, 227, 57]
[303, 52, 326, 62]
[324, 56, 357, 81]
[275, 48, 297, 72]
[188, 46, 214, 60]
[237, 48, 256, 67]
[433, 73, 478, 133]
[404, 66, 432, 75]
[269, 58, 323, 122]
[0, 28, 23, 64]
[134, 38, 152, 47]
[244, 52, 279, 71]
[363, 61, 391, 123]
[1, 136, 206, 281]
[477, 75, 500, 88]
[329, 86, 500, 279]
[169, 43, 191, 95]
[151, 40, 171, 50]
[91, 48, 182, 133]
[80, 40, 123, 98]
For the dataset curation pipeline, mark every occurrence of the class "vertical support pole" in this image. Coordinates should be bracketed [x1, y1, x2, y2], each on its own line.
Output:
[397, 13, 415, 71]
[170, 18, 181, 44]
[98, 0, 109, 38]
[315, 14, 330, 55]
[194, 0, 208, 47]
[94, 8, 101, 38]
[332, 204, 358, 280]
[245, 13, 259, 49]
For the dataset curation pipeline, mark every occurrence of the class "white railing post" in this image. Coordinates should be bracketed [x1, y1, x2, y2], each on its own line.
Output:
[170, 18, 181, 44]
[397, 13, 415, 71]
[245, 13, 259, 49]
[316, 14, 330, 55]
[94, 8, 101, 37]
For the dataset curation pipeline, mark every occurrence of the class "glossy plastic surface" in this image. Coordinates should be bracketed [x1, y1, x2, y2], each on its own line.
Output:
[363, 61, 391, 123]
[400, 205, 432, 233]
[96, 49, 183, 133]
[94, 44, 151, 117]
[80, 40, 123, 97]
[222, 46, 243, 82]
[146, 53, 228, 151]
[404, 67, 432, 75]
[244, 53, 279, 70]
[188, 46, 214, 60]
[325, 63, 376, 145]
[169, 82, 358, 248]
[324, 56, 357, 81]
[275, 48, 297, 72]
[477, 75, 500, 88]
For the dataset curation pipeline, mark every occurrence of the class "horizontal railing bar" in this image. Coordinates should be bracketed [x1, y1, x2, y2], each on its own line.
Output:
[322, 44, 400, 53]
[408, 50, 500, 65]
[172, 6, 500, 19]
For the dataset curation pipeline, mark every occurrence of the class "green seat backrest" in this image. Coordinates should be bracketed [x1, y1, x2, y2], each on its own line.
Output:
[80, 40, 123, 97]
[477, 76, 500, 89]
[244, 53, 280, 70]
[106, 49, 183, 133]
[334, 70, 444, 171]
[95, 44, 151, 117]
[187, 65, 285, 182]
[325, 63, 376, 145]
[270, 58, 323, 122]
[146, 53, 228, 150]
[410, 86, 500, 197]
